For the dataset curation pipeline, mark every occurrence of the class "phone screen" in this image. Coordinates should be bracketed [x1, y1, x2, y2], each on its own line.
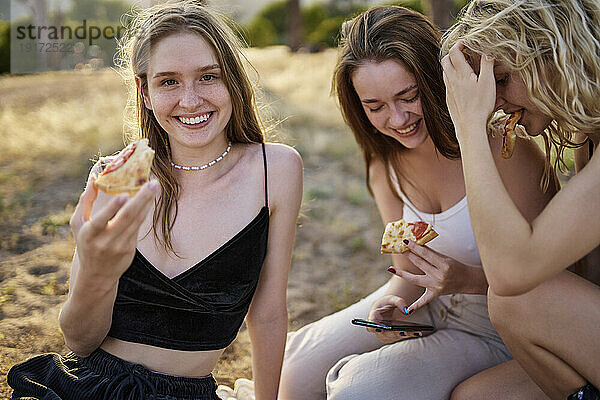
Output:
[351, 318, 434, 331]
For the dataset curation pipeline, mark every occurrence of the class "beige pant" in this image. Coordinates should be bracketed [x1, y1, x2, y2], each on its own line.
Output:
[279, 283, 511, 400]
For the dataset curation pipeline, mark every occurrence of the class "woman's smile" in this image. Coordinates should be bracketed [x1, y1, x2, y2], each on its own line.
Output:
[175, 111, 214, 129]
[392, 119, 421, 137]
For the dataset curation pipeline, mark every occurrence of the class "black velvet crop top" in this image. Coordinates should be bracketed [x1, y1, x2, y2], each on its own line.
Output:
[107, 144, 269, 351]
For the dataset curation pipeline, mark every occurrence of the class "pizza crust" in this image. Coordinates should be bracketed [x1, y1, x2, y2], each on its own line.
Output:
[501, 110, 522, 159]
[501, 129, 517, 159]
[93, 138, 155, 196]
[416, 228, 438, 246]
[489, 111, 526, 160]
[381, 219, 438, 254]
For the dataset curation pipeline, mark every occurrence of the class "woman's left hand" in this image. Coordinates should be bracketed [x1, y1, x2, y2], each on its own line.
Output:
[389, 240, 482, 314]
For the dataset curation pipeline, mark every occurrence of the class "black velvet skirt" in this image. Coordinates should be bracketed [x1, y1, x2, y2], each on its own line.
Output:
[7, 348, 220, 400]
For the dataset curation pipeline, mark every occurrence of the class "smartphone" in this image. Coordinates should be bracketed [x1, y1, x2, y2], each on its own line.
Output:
[351, 318, 434, 332]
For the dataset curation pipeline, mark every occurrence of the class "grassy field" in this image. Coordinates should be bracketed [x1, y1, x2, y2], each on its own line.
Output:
[0, 46, 390, 398]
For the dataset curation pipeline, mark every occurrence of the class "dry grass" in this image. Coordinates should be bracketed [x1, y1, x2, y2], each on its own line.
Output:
[0, 47, 389, 397]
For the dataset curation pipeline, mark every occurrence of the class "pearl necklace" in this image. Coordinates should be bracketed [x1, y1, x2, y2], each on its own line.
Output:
[170, 142, 232, 171]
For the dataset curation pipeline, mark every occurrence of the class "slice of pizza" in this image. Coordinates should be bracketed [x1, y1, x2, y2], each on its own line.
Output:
[501, 110, 522, 159]
[381, 219, 438, 254]
[93, 138, 155, 196]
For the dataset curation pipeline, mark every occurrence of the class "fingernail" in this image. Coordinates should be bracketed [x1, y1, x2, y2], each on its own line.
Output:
[387, 267, 396, 274]
[403, 239, 409, 245]
[117, 195, 128, 204]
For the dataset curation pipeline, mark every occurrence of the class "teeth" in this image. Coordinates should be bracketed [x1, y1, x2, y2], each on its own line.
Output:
[396, 122, 417, 134]
[178, 113, 211, 125]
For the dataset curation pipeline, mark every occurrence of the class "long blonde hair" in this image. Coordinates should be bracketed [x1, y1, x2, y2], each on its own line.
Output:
[115, 1, 265, 255]
[442, 0, 600, 188]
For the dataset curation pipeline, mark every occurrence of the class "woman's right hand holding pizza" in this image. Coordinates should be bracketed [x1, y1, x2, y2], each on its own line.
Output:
[367, 295, 423, 343]
[70, 175, 158, 286]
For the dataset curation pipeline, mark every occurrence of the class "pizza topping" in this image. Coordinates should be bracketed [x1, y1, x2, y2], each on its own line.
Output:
[102, 142, 137, 175]
[381, 218, 438, 254]
[407, 221, 429, 240]
[504, 110, 522, 137]
[93, 138, 155, 196]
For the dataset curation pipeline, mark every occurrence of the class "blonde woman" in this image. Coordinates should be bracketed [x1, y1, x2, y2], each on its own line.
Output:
[441, 0, 600, 399]
[8, 2, 302, 399]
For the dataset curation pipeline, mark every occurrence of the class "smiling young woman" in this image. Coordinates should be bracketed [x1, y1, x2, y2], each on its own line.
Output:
[7, 2, 303, 400]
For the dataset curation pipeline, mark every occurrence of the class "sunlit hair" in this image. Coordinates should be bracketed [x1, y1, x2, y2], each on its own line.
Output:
[115, 0, 265, 255]
[442, 0, 600, 188]
[332, 6, 459, 198]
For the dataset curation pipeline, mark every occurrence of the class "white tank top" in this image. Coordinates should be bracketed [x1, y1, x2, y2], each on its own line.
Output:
[390, 171, 481, 267]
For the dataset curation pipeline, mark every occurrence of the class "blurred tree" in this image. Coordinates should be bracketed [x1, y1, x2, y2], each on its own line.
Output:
[424, 0, 453, 29]
[288, 0, 302, 51]
[0, 20, 9, 73]
[242, 0, 472, 49]
[243, 16, 277, 47]
[306, 15, 345, 48]
[386, 0, 424, 14]
[255, 0, 287, 44]
[20, 0, 49, 71]
[302, 2, 328, 40]
[67, 0, 130, 21]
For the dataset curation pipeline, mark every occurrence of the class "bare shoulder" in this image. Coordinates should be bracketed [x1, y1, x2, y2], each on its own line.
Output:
[263, 142, 303, 168]
[489, 134, 548, 180]
[488, 134, 557, 221]
[263, 142, 303, 210]
[263, 142, 303, 184]
[368, 157, 404, 223]
[368, 157, 387, 184]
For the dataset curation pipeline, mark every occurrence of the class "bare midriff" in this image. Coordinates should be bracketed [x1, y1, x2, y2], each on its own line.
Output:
[101, 336, 224, 377]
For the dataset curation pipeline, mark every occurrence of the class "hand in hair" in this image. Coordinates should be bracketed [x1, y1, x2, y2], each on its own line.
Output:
[441, 41, 496, 139]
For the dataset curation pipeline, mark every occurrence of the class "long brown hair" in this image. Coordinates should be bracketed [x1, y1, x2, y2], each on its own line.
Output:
[332, 6, 459, 197]
[116, 1, 265, 255]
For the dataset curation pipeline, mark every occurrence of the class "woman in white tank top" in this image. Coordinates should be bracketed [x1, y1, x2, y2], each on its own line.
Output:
[279, 6, 556, 400]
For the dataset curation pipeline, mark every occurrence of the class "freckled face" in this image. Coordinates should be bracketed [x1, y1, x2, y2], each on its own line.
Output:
[351, 60, 428, 149]
[140, 32, 233, 150]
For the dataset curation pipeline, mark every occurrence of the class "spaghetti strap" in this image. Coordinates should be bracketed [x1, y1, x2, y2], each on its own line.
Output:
[261, 142, 268, 207]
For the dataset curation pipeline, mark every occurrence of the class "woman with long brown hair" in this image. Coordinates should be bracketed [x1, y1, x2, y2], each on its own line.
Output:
[7, 2, 302, 399]
[279, 6, 554, 399]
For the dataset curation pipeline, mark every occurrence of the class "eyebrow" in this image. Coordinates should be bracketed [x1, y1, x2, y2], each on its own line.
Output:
[361, 84, 418, 103]
[152, 64, 221, 79]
